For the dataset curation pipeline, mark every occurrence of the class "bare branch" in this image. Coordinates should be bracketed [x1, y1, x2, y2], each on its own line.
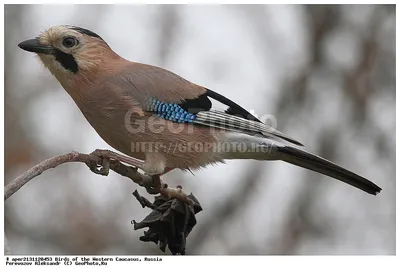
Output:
[109, 160, 194, 205]
[4, 150, 195, 255]
[4, 151, 96, 201]
[4, 150, 192, 205]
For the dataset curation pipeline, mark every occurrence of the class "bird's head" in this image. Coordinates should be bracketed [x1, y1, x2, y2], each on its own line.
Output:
[18, 25, 120, 89]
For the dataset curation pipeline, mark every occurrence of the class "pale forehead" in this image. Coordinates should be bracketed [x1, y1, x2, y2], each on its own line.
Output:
[39, 26, 82, 44]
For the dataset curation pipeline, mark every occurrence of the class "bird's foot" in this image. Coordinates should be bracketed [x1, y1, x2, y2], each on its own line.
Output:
[86, 149, 110, 176]
[86, 149, 145, 176]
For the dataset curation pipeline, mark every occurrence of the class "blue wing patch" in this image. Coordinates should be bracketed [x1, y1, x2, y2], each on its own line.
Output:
[146, 98, 197, 123]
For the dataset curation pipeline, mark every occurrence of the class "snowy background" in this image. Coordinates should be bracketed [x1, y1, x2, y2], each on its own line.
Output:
[4, 4, 395, 254]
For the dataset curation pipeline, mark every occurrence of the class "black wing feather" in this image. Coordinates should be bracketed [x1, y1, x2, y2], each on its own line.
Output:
[179, 88, 261, 122]
[179, 92, 212, 114]
[178, 88, 303, 146]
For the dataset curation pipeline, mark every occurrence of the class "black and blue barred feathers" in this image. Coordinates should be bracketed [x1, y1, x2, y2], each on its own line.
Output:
[147, 98, 197, 123]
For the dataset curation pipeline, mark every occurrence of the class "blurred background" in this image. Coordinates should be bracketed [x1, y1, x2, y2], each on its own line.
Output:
[4, 4, 395, 255]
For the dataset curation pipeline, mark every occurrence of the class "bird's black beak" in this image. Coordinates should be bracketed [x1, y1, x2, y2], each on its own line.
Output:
[18, 38, 54, 54]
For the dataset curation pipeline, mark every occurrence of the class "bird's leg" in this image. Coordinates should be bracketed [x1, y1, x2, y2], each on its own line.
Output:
[87, 149, 173, 180]
[87, 149, 144, 176]
[105, 151, 144, 169]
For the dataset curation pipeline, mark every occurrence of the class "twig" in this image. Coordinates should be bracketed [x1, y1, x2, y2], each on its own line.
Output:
[4, 150, 194, 255]
[110, 160, 194, 205]
[132, 190, 156, 209]
[4, 149, 192, 204]
[4, 152, 97, 201]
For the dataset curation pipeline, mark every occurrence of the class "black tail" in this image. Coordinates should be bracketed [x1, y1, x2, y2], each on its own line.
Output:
[277, 146, 382, 195]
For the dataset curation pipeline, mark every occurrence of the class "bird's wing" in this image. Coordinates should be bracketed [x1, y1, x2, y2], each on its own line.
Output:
[117, 62, 303, 146]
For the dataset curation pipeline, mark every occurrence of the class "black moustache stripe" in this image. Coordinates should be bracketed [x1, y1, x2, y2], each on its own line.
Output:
[53, 49, 78, 73]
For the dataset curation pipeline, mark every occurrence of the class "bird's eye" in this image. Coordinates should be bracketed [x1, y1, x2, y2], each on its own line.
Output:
[62, 37, 78, 48]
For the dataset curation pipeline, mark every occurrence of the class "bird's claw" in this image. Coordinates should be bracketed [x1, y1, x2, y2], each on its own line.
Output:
[86, 149, 110, 176]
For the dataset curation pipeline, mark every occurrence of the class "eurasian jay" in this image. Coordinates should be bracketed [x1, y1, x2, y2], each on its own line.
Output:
[18, 25, 382, 195]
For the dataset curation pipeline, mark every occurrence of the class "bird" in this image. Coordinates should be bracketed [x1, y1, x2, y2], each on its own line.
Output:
[18, 25, 381, 195]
